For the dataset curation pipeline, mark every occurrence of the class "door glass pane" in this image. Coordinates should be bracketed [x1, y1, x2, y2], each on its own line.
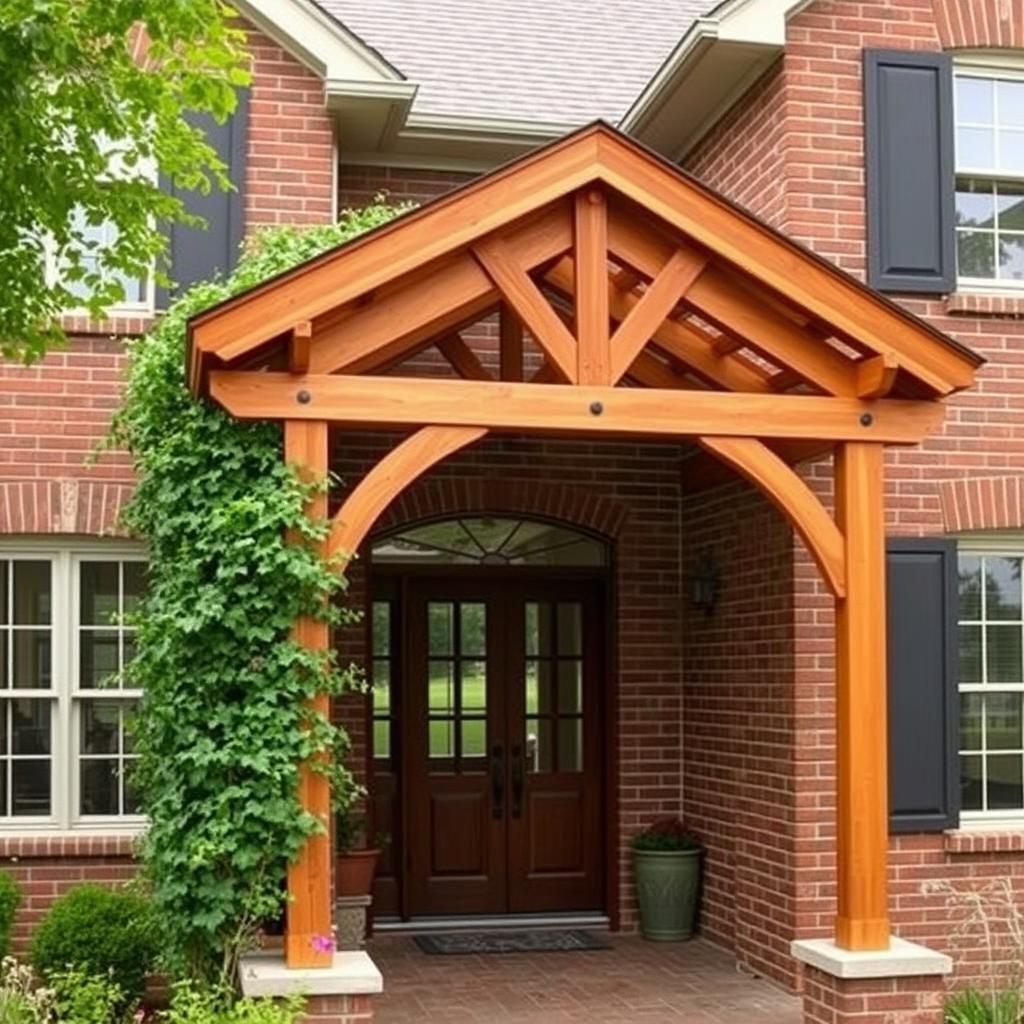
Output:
[985, 557, 1022, 619]
[525, 718, 552, 773]
[558, 718, 583, 772]
[429, 719, 453, 759]
[13, 562, 50, 625]
[428, 603, 453, 656]
[987, 625, 1023, 683]
[557, 603, 582, 656]
[525, 661, 552, 714]
[373, 719, 391, 760]
[372, 660, 391, 713]
[372, 602, 390, 656]
[428, 661, 453, 712]
[988, 753, 1023, 810]
[557, 662, 582, 714]
[961, 693, 983, 750]
[461, 661, 487, 711]
[461, 719, 486, 758]
[460, 603, 486, 657]
[962, 753, 984, 810]
[986, 692, 1023, 750]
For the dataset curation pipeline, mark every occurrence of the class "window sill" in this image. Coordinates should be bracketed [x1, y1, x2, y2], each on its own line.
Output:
[59, 311, 158, 338]
[945, 292, 1024, 317]
[944, 828, 1024, 854]
[0, 831, 141, 859]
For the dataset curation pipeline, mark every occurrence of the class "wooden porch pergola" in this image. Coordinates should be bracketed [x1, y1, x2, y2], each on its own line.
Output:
[186, 123, 981, 970]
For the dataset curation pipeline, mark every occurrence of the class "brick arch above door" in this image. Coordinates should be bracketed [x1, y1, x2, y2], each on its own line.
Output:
[371, 478, 631, 552]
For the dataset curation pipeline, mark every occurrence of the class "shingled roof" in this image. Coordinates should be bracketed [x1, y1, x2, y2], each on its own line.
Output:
[316, 0, 720, 125]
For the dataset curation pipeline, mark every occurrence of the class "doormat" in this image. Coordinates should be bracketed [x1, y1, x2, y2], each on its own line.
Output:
[414, 929, 612, 955]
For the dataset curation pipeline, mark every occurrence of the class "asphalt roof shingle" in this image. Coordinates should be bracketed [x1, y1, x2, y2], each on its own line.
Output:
[316, 0, 720, 125]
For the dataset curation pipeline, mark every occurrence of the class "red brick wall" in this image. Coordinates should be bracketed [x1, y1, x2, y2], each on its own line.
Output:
[682, 0, 1024, 993]
[338, 165, 474, 211]
[332, 432, 687, 928]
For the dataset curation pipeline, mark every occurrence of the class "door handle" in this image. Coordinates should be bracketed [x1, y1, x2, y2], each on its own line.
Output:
[490, 744, 504, 820]
[511, 744, 524, 819]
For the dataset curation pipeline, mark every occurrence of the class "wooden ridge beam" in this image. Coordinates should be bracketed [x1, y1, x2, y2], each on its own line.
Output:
[473, 235, 578, 383]
[210, 371, 947, 444]
[326, 426, 488, 562]
[698, 436, 847, 598]
[436, 333, 493, 380]
[575, 190, 611, 384]
[609, 248, 707, 382]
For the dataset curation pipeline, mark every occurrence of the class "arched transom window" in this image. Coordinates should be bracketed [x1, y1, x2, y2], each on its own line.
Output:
[370, 516, 607, 567]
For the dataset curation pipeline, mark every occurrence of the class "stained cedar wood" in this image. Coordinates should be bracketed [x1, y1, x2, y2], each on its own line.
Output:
[187, 124, 980, 398]
[697, 436, 847, 598]
[210, 372, 947, 445]
[574, 190, 611, 385]
[499, 305, 524, 381]
[326, 426, 488, 562]
[283, 420, 333, 969]
[834, 442, 891, 950]
[436, 334, 493, 380]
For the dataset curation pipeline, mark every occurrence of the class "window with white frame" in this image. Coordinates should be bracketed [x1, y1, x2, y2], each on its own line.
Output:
[0, 547, 145, 830]
[959, 548, 1024, 819]
[954, 65, 1024, 288]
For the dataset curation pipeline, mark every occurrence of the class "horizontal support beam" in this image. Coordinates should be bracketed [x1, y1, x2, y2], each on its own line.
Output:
[210, 372, 946, 444]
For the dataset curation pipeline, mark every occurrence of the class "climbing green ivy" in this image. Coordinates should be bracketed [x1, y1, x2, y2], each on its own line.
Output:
[108, 203, 410, 986]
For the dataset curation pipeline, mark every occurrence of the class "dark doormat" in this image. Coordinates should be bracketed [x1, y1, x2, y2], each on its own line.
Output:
[414, 929, 612, 955]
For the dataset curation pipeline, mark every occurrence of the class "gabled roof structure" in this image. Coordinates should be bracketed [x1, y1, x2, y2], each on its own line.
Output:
[188, 122, 981, 973]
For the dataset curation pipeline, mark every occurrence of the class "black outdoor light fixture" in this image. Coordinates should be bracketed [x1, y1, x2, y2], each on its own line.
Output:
[690, 551, 720, 616]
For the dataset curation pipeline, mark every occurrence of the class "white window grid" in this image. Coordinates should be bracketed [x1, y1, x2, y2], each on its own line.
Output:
[953, 59, 1024, 292]
[0, 542, 146, 835]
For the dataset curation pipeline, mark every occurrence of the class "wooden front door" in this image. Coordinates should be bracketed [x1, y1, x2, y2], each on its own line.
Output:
[400, 578, 604, 917]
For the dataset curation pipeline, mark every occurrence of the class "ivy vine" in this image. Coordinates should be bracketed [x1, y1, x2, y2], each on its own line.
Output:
[107, 203, 410, 985]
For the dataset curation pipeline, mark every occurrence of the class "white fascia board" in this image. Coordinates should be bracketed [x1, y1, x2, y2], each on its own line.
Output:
[233, 0, 405, 84]
[402, 111, 574, 144]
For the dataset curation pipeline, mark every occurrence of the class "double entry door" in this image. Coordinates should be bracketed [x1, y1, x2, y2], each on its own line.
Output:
[390, 577, 605, 917]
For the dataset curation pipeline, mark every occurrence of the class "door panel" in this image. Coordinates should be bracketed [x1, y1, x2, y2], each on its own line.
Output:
[406, 586, 505, 915]
[507, 593, 604, 912]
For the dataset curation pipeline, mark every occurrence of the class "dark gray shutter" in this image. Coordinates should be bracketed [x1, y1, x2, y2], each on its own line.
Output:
[887, 537, 959, 832]
[864, 50, 955, 293]
[156, 90, 249, 307]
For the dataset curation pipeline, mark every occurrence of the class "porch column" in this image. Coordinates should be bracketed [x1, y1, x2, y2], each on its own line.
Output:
[833, 442, 890, 951]
[284, 420, 334, 969]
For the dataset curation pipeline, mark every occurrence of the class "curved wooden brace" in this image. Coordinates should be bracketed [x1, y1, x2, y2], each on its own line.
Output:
[697, 435, 847, 599]
[327, 425, 488, 565]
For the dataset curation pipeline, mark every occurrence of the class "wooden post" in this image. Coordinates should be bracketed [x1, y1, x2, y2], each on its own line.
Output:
[284, 419, 334, 969]
[833, 442, 890, 951]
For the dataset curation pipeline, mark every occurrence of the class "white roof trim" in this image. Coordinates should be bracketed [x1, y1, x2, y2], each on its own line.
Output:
[233, 0, 406, 84]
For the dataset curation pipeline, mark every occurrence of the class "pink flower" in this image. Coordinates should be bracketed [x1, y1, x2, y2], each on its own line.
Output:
[311, 934, 336, 954]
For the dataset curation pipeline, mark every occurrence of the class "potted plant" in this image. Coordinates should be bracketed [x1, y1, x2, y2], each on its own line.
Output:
[632, 817, 703, 941]
[335, 810, 385, 898]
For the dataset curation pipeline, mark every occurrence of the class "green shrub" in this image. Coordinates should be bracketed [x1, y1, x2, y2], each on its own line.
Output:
[49, 966, 126, 1024]
[0, 873, 21, 958]
[162, 983, 305, 1024]
[29, 885, 157, 1007]
[946, 988, 1023, 1024]
[0, 957, 53, 1024]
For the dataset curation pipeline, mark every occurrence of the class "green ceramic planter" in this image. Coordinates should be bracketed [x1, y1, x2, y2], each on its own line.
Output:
[634, 847, 702, 941]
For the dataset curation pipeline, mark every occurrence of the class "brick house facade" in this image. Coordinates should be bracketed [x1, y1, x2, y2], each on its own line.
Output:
[4, 2, 1024, 1021]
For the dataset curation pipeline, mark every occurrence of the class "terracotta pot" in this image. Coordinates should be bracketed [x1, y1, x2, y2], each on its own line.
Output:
[336, 848, 381, 897]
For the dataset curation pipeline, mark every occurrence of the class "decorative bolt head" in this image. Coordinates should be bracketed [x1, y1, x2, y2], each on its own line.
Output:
[859, 412, 873, 427]
[590, 401, 604, 416]
[297, 389, 312, 405]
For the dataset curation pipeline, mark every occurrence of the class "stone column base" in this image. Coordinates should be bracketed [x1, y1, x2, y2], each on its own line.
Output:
[239, 952, 382, 1023]
[792, 938, 951, 1024]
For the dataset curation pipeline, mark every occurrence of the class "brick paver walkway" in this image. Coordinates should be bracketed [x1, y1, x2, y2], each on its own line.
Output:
[368, 933, 803, 1023]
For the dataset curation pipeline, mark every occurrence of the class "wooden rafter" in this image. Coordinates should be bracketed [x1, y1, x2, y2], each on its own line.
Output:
[856, 353, 898, 398]
[326, 426, 488, 562]
[499, 304, 524, 381]
[287, 321, 313, 374]
[436, 333, 493, 380]
[698, 436, 846, 598]
[574, 190, 611, 384]
[211, 371, 946, 444]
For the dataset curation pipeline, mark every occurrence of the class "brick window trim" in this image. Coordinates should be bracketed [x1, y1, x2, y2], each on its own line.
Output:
[944, 292, 1024, 318]
[944, 829, 1024, 854]
[0, 833, 137, 859]
[59, 313, 155, 338]
[0, 481, 133, 537]
[937, 475, 1024, 534]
